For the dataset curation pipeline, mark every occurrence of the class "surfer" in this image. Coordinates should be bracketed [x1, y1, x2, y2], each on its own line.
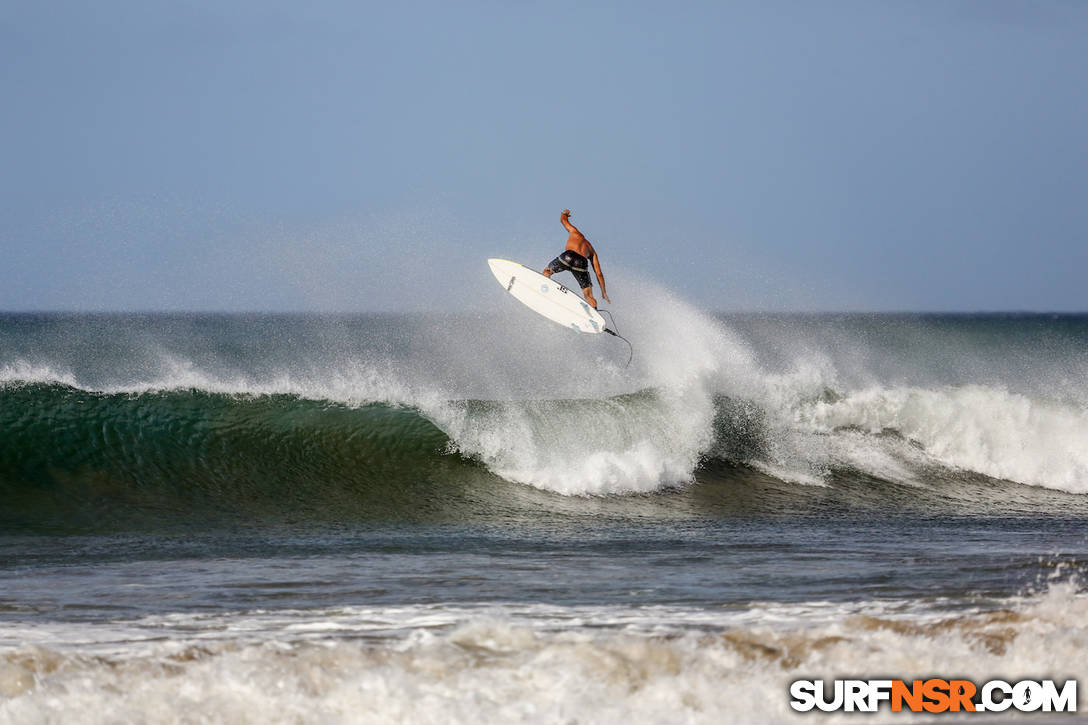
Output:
[543, 209, 610, 309]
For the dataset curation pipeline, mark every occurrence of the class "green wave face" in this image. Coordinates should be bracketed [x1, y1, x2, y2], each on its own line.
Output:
[0, 383, 466, 532]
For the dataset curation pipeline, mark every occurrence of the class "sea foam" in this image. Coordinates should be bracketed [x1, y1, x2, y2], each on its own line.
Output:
[3, 584, 1086, 724]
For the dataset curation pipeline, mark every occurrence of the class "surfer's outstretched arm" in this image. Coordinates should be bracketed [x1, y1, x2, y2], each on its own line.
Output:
[591, 251, 610, 303]
[560, 209, 577, 234]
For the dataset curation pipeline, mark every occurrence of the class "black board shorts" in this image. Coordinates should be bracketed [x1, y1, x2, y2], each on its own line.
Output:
[547, 250, 592, 290]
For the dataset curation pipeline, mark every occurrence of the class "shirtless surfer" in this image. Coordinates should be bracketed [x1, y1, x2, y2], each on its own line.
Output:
[542, 209, 610, 309]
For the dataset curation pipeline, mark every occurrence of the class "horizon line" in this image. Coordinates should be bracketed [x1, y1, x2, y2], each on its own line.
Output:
[1, 309, 1086, 317]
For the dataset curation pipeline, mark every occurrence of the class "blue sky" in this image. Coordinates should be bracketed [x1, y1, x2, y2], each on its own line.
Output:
[2, 0, 1086, 312]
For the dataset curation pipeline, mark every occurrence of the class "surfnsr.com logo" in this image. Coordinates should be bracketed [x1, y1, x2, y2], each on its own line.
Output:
[789, 679, 1077, 713]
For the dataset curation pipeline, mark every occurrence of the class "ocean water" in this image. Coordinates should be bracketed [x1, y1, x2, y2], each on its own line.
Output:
[2, 297, 1087, 722]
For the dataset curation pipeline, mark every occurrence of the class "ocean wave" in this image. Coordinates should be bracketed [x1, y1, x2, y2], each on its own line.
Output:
[0, 382, 459, 531]
[1, 302, 1086, 502]
[2, 371, 1086, 534]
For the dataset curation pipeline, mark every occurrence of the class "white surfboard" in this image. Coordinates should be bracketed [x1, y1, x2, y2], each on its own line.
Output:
[487, 258, 606, 334]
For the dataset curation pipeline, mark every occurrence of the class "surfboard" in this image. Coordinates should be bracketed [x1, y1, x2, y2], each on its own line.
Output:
[487, 258, 606, 334]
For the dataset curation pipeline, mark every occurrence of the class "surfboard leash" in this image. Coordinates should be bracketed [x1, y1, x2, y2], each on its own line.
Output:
[599, 308, 633, 368]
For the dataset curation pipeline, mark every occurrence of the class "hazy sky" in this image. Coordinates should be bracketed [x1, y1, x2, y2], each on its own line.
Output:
[3, 0, 1086, 312]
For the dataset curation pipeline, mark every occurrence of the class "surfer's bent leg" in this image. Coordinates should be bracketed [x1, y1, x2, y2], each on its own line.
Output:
[544, 255, 567, 278]
[582, 287, 598, 309]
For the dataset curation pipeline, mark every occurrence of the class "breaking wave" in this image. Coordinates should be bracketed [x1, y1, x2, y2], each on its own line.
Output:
[1, 302, 1086, 520]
